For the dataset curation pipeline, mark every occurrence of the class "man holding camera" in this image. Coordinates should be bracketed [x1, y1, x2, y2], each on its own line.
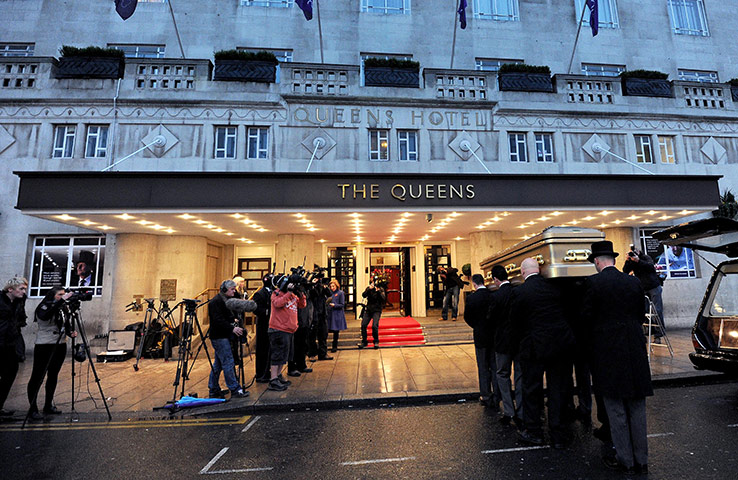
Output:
[359, 280, 386, 349]
[208, 279, 249, 399]
[437, 265, 468, 321]
[623, 246, 664, 339]
[268, 276, 307, 391]
[307, 267, 333, 361]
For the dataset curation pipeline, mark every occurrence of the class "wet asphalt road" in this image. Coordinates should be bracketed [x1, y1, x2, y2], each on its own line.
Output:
[2, 381, 738, 480]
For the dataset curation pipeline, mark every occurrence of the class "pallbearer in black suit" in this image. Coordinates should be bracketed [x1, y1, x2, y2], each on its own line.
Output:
[488, 265, 522, 426]
[463, 274, 500, 409]
[583, 241, 653, 475]
[511, 258, 575, 449]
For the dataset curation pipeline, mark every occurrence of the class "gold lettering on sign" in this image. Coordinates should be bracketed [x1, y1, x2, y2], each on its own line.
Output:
[353, 184, 367, 199]
[294, 107, 309, 122]
[411, 110, 423, 126]
[338, 184, 350, 199]
[315, 107, 328, 123]
[437, 184, 447, 199]
[476, 112, 487, 127]
[391, 184, 406, 201]
[351, 108, 361, 124]
[429, 111, 443, 126]
[425, 184, 435, 198]
[466, 184, 475, 198]
[450, 184, 463, 198]
[461, 112, 470, 126]
[371, 184, 380, 199]
[445, 112, 458, 127]
[334, 108, 344, 124]
[409, 184, 422, 199]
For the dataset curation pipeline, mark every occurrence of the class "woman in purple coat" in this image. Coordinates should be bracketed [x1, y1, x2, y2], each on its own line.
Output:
[328, 279, 347, 353]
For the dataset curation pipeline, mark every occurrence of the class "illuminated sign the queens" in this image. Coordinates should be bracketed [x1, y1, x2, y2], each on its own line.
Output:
[337, 183, 476, 202]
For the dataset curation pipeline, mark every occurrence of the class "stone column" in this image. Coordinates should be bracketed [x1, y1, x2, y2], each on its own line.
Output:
[469, 230, 504, 276]
[275, 234, 315, 274]
[604, 227, 636, 270]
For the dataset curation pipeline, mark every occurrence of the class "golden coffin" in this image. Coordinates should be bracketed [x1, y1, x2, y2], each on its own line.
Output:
[480, 226, 605, 283]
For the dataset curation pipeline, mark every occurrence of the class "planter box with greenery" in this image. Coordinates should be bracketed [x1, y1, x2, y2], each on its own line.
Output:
[213, 50, 278, 83]
[620, 70, 673, 98]
[729, 79, 738, 102]
[497, 64, 554, 93]
[54, 46, 125, 79]
[364, 58, 420, 88]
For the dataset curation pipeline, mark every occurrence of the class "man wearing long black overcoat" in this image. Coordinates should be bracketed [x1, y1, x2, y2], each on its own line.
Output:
[582, 240, 653, 475]
[510, 258, 575, 448]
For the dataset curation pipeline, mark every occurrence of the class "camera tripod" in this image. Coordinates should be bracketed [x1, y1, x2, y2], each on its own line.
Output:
[133, 298, 175, 371]
[69, 304, 111, 419]
[171, 299, 213, 403]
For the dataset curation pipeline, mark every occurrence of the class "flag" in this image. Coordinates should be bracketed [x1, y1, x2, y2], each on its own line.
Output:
[296, 0, 313, 21]
[115, 0, 138, 21]
[586, 0, 598, 36]
[458, 0, 468, 29]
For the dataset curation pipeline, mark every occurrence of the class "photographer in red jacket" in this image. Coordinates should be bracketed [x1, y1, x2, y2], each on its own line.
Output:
[267, 276, 306, 392]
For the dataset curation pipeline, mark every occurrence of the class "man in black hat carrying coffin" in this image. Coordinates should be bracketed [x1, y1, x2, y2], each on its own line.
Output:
[582, 241, 653, 475]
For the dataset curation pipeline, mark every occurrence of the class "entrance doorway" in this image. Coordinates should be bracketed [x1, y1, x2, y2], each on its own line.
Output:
[369, 247, 412, 317]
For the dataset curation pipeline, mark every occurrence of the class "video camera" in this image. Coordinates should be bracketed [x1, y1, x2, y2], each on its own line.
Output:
[182, 298, 201, 313]
[67, 288, 93, 303]
[273, 265, 311, 293]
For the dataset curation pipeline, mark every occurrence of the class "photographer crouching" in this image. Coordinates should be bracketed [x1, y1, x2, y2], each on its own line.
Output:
[208, 280, 250, 398]
[26, 286, 77, 419]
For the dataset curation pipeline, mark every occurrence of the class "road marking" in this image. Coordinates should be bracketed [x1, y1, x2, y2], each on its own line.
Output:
[0, 415, 250, 432]
[647, 432, 674, 438]
[482, 446, 550, 454]
[242, 415, 260, 433]
[200, 446, 273, 475]
[341, 456, 416, 466]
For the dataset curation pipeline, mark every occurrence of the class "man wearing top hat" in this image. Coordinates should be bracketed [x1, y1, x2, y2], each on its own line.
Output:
[75, 250, 95, 287]
[582, 240, 653, 475]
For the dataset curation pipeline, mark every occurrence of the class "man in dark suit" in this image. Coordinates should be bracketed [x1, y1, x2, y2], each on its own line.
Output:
[463, 273, 499, 409]
[510, 258, 575, 449]
[582, 241, 653, 475]
[489, 265, 521, 426]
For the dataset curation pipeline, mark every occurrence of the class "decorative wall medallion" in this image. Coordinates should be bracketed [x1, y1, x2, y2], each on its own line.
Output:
[449, 131, 481, 161]
[582, 134, 610, 161]
[300, 128, 336, 159]
[0, 125, 16, 154]
[141, 125, 178, 157]
[700, 137, 726, 164]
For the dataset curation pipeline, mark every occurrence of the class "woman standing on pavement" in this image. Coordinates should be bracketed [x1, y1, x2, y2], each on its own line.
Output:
[0, 276, 29, 417]
[327, 279, 347, 353]
[27, 286, 76, 419]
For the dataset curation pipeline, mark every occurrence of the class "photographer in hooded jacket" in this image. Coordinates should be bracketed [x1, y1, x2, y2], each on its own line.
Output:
[0, 276, 28, 416]
[26, 286, 76, 419]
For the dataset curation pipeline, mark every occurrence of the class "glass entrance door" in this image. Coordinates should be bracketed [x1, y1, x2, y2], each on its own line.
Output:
[399, 247, 412, 317]
[425, 245, 450, 310]
[328, 247, 356, 313]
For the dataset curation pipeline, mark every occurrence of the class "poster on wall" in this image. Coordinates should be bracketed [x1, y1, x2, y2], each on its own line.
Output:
[640, 228, 696, 280]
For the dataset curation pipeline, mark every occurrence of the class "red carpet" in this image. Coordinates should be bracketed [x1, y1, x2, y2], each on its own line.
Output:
[366, 316, 425, 346]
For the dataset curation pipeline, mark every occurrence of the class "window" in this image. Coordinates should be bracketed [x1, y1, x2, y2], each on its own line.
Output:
[29, 236, 106, 297]
[658, 136, 675, 164]
[247, 127, 268, 159]
[0, 43, 34, 57]
[398, 130, 418, 161]
[475, 58, 523, 72]
[668, 0, 709, 36]
[509, 133, 527, 162]
[474, 0, 519, 21]
[85, 125, 108, 158]
[635, 135, 654, 164]
[52, 125, 75, 158]
[575, 0, 619, 29]
[534, 133, 554, 163]
[369, 129, 389, 161]
[215, 126, 237, 159]
[639, 228, 696, 280]
[241, 0, 292, 6]
[109, 44, 166, 58]
[677, 69, 718, 82]
[581, 63, 626, 77]
[361, 0, 410, 14]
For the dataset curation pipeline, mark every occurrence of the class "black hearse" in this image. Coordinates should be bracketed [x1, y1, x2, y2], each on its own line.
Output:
[653, 217, 738, 375]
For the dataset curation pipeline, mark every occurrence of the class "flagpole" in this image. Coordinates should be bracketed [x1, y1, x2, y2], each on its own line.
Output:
[168, 0, 186, 58]
[566, 2, 589, 74]
[316, 0, 324, 63]
[450, 2, 459, 68]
